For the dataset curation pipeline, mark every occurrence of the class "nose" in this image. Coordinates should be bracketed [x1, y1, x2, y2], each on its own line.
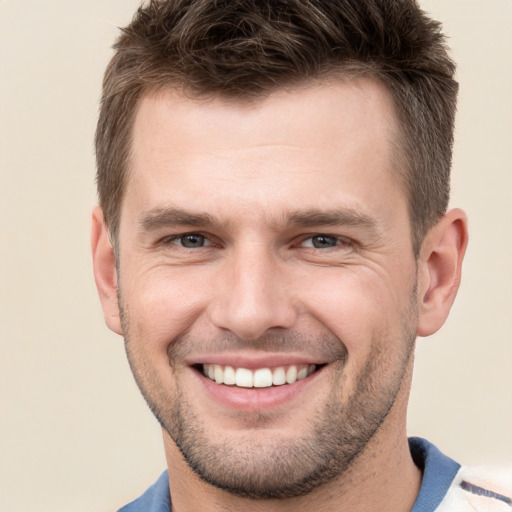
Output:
[208, 244, 298, 340]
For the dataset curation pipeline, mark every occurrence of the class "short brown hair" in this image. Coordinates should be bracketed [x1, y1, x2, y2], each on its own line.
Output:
[95, 0, 458, 252]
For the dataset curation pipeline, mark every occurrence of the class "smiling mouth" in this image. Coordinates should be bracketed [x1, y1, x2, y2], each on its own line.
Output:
[197, 363, 324, 389]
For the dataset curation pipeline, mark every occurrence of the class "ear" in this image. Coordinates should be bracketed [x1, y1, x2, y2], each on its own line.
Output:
[416, 208, 468, 337]
[91, 206, 122, 335]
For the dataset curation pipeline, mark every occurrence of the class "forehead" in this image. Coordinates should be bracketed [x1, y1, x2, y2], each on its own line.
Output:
[125, 79, 405, 228]
[132, 78, 399, 156]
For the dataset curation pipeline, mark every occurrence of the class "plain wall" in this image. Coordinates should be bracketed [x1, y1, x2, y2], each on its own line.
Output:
[1, 1, 510, 510]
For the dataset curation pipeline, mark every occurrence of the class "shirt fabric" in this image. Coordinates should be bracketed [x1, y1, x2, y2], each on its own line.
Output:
[118, 437, 511, 511]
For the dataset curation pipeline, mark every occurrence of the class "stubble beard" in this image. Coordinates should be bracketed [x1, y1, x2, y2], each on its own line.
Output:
[120, 291, 418, 500]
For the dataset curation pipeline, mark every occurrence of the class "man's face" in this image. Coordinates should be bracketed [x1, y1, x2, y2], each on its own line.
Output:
[116, 79, 420, 497]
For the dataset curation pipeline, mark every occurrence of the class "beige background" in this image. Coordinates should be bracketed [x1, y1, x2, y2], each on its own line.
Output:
[1, 1, 511, 510]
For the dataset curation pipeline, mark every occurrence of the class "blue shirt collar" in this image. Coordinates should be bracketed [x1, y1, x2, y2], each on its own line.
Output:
[118, 470, 170, 512]
[409, 437, 461, 511]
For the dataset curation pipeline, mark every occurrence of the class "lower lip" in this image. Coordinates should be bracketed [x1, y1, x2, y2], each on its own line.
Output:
[193, 367, 324, 411]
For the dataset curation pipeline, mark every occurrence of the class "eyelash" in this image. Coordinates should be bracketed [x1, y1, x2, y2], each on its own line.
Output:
[159, 232, 354, 251]
[160, 232, 213, 248]
[298, 234, 353, 250]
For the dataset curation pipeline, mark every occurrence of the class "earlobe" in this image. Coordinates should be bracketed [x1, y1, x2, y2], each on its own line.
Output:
[91, 207, 122, 335]
[416, 209, 468, 337]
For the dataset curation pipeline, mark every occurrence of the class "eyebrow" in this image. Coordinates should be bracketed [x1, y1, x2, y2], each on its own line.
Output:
[284, 208, 378, 230]
[139, 208, 220, 231]
[138, 206, 379, 233]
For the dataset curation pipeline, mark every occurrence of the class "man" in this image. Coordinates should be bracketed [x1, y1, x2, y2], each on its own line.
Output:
[91, 0, 510, 510]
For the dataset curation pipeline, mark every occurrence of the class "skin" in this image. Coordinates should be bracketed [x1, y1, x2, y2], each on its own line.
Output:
[92, 78, 468, 511]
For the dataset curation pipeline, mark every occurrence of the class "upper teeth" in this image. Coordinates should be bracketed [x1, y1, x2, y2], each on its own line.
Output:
[202, 364, 316, 388]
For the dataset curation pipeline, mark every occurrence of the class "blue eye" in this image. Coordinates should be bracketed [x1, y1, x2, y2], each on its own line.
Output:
[178, 234, 207, 248]
[313, 235, 338, 248]
[302, 235, 340, 248]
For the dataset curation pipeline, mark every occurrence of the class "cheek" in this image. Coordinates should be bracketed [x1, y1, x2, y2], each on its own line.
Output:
[121, 265, 214, 353]
[299, 266, 408, 354]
